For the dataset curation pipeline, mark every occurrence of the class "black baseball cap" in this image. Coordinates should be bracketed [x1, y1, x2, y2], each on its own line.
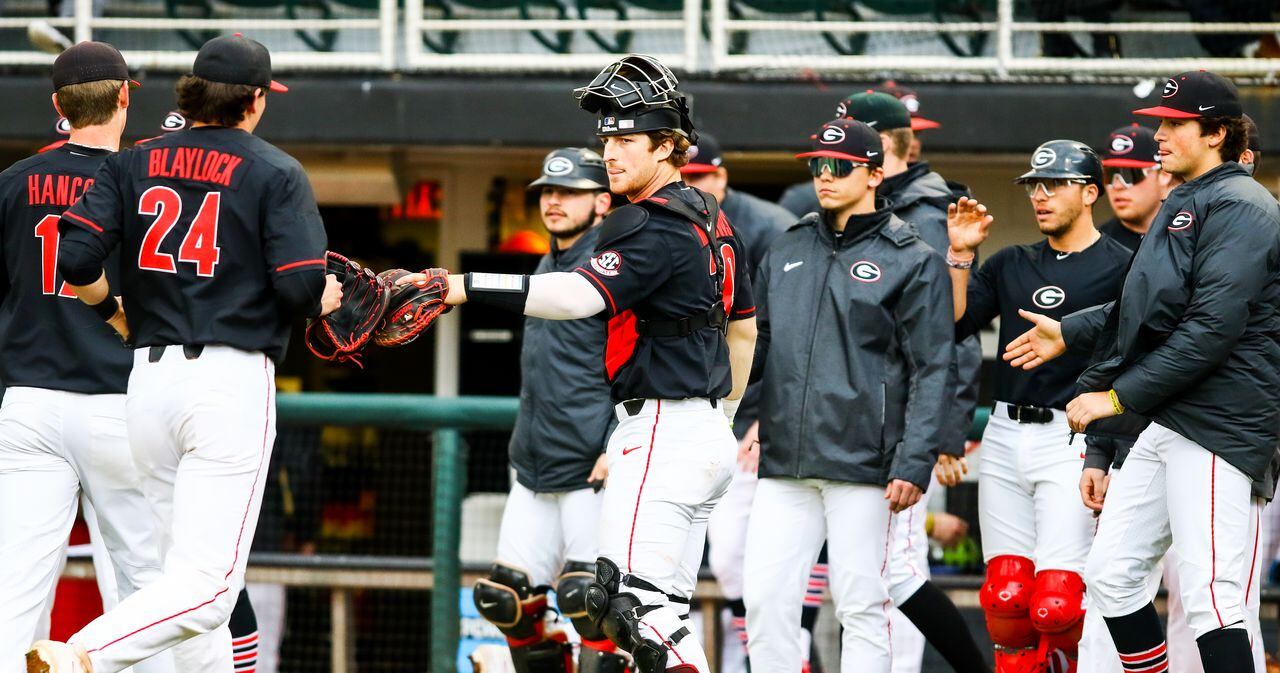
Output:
[527, 147, 608, 191]
[37, 116, 72, 154]
[52, 41, 139, 90]
[1134, 70, 1241, 119]
[1100, 124, 1159, 168]
[796, 119, 884, 167]
[681, 132, 724, 175]
[834, 91, 911, 132]
[192, 34, 288, 93]
[1244, 114, 1261, 153]
[874, 80, 941, 131]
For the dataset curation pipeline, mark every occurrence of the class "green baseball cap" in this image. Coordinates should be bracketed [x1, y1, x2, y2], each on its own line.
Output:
[834, 91, 911, 132]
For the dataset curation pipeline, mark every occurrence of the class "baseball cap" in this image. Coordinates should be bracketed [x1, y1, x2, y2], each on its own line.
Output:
[796, 119, 884, 166]
[527, 147, 608, 191]
[52, 41, 139, 90]
[1100, 124, 1159, 168]
[1134, 70, 1241, 120]
[834, 91, 911, 132]
[1244, 114, 1262, 153]
[37, 116, 72, 154]
[874, 80, 941, 131]
[192, 34, 288, 93]
[681, 132, 724, 175]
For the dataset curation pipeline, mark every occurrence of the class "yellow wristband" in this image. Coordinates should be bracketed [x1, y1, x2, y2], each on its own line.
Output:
[1109, 389, 1125, 415]
[924, 512, 935, 537]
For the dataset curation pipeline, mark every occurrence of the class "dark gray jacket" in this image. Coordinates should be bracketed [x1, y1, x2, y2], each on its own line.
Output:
[509, 227, 615, 492]
[752, 203, 952, 490]
[879, 163, 981, 456]
[1063, 162, 1280, 482]
[720, 187, 796, 439]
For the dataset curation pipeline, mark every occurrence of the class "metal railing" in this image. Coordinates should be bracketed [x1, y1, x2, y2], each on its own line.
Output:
[3, 0, 1280, 75]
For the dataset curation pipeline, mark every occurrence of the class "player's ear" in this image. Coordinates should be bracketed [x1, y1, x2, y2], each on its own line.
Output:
[51, 92, 64, 119]
[866, 166, 885, 189]
[594, 191, 612, 217]
[118, 82, 130, 109]
[1083, 183, 1099, 207]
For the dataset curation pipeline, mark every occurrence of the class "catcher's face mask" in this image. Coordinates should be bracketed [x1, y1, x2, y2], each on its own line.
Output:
[575, 54, 697, 142]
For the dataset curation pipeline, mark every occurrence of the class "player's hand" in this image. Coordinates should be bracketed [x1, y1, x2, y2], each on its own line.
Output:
[395, 271, 465, 305]
[1065, 391, 1118, 434]
[928, 512, 969, 546]
[1080, 467, 1110, 512]
[320, 273, 343, 316]
[588, 453, 608, 492]
[884, 479, 922, 513]
[106, 296, 131, 344]
[946, 196, 993, 255]
[737, 421, 760, 473]
[1003, 310, 1066, 370]
[934, 454, 968, 487]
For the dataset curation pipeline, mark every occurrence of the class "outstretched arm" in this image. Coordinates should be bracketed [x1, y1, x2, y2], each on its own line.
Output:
[945, 197, 993, 321]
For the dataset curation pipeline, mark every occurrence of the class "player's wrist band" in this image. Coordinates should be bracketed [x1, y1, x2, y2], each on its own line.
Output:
[925, 512, 935, 537]
[1108, 389, 1125, 415]
[945, 249, 975, 269]
[463, 272, 530, 313]
[91, 295, 120, 322]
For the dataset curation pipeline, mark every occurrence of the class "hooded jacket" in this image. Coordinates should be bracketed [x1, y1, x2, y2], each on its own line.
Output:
[1063, 162, 1280, 481]
[752, 201, 952, 490]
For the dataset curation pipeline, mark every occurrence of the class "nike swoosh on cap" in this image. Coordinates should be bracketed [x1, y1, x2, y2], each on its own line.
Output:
[1199, 105, 1215, 111]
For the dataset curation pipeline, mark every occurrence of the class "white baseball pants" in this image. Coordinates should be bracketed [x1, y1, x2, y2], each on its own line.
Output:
[72, 346, 276, 673]
[886, 485, 933, 673]
[977, 407, 1095, 573]
[597, 398, 736, 673]
[744, 477, 894, 673]
[0, 387, 169, 673]
[1085, 423, 1253, 641]
[495, 482, 602, 587]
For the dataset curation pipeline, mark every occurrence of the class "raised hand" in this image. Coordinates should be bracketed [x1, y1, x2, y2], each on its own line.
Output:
[946, 196, 993, 255]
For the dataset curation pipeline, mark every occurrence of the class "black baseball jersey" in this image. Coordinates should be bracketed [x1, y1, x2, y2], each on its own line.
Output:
[0, 144, 131, 394]
[574, 181, 755, 402]
[1097, 217, 1143, 254]
[60, 127, 327, 363]
[956, 235, 1131, 409]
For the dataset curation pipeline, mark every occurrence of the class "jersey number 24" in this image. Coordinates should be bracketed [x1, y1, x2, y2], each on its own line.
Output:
[137, 186, 222, 277]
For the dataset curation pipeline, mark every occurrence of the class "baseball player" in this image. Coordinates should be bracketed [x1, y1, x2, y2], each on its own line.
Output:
[401, 54, 756, 673]
[947, 139, 1133, 672]
[29, 34, 342, 673]
[680, 132, 826, 673]
[1003, 70, 1280, 673]
[742, 118, 952, 673]
[470, 148, 629, 673]
[0, 42, 173, 673]
[1095, 124, 1162, 252]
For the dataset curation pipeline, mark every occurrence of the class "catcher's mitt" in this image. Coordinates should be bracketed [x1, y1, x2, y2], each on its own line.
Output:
[304, 251, 392, 365]
[374, 268, 451, 347]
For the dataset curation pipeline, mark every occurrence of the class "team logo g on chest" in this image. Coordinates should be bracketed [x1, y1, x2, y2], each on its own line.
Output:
[1168, 210, 1194, 232]
[850, 261, 882, 283]
[1032, 285, 1065, 309]
[590, 250, 623, 277]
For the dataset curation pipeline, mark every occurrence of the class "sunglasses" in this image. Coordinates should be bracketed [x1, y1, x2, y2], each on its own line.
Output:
[1104, 166, 1158, 189]
[808, 157, 867, 179]
[1023, 179, 1087, 198]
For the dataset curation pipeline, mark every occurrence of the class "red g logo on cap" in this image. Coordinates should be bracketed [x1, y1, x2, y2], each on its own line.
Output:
[1110, 135, 1134, 155]
[1162, 78, 1179, 98]
[1168, 211, 1194, 231]
[820, 125, 847, 145]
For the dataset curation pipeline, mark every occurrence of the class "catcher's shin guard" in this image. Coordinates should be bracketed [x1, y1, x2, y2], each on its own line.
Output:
[1029, 570, 1085, 670]
[578, 643, 631, 673]
[473, 562, 571, 673]
[584, 557, 682, 673]
[558, 561, 625, 662]
[981, 555, 1040, 671]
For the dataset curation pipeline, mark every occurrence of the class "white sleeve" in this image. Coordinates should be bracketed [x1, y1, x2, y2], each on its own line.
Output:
[524, 272, 607, 320]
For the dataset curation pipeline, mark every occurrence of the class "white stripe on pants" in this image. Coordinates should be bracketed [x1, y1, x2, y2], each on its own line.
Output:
[744, 477, 893, 673]
[0, 388, 171, 673]
[1085, 423, 1252, 639]
[72, 346, 276, 673]
[495, 482, 602, 587]
[597, 399, 735, 672]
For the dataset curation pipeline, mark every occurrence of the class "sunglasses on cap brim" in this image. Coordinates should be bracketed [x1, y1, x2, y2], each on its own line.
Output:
[807, 157, 868, 178]
[1104, 166, 1158, 189]
[1023, 178, 1088, 198]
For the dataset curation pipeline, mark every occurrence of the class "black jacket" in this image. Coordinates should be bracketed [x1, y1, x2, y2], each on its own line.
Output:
[879, 163, 981, 456]
[752, 203, 952, 490]
[1063, 162, 1280, 481]
[719, 187, 796, 438]
[509, 228, 615, 492]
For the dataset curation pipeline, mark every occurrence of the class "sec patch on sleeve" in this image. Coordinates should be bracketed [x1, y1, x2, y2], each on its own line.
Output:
[591, 250, 623, 277]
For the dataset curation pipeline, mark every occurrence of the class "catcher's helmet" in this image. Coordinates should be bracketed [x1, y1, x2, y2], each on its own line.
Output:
[1015, 139, 1104, 188]
[527, 147, 608, 191]
[574, 54, 697, 142]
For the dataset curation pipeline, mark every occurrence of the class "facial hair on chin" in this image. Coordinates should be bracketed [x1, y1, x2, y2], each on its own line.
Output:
[549, 215, 595, 241]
